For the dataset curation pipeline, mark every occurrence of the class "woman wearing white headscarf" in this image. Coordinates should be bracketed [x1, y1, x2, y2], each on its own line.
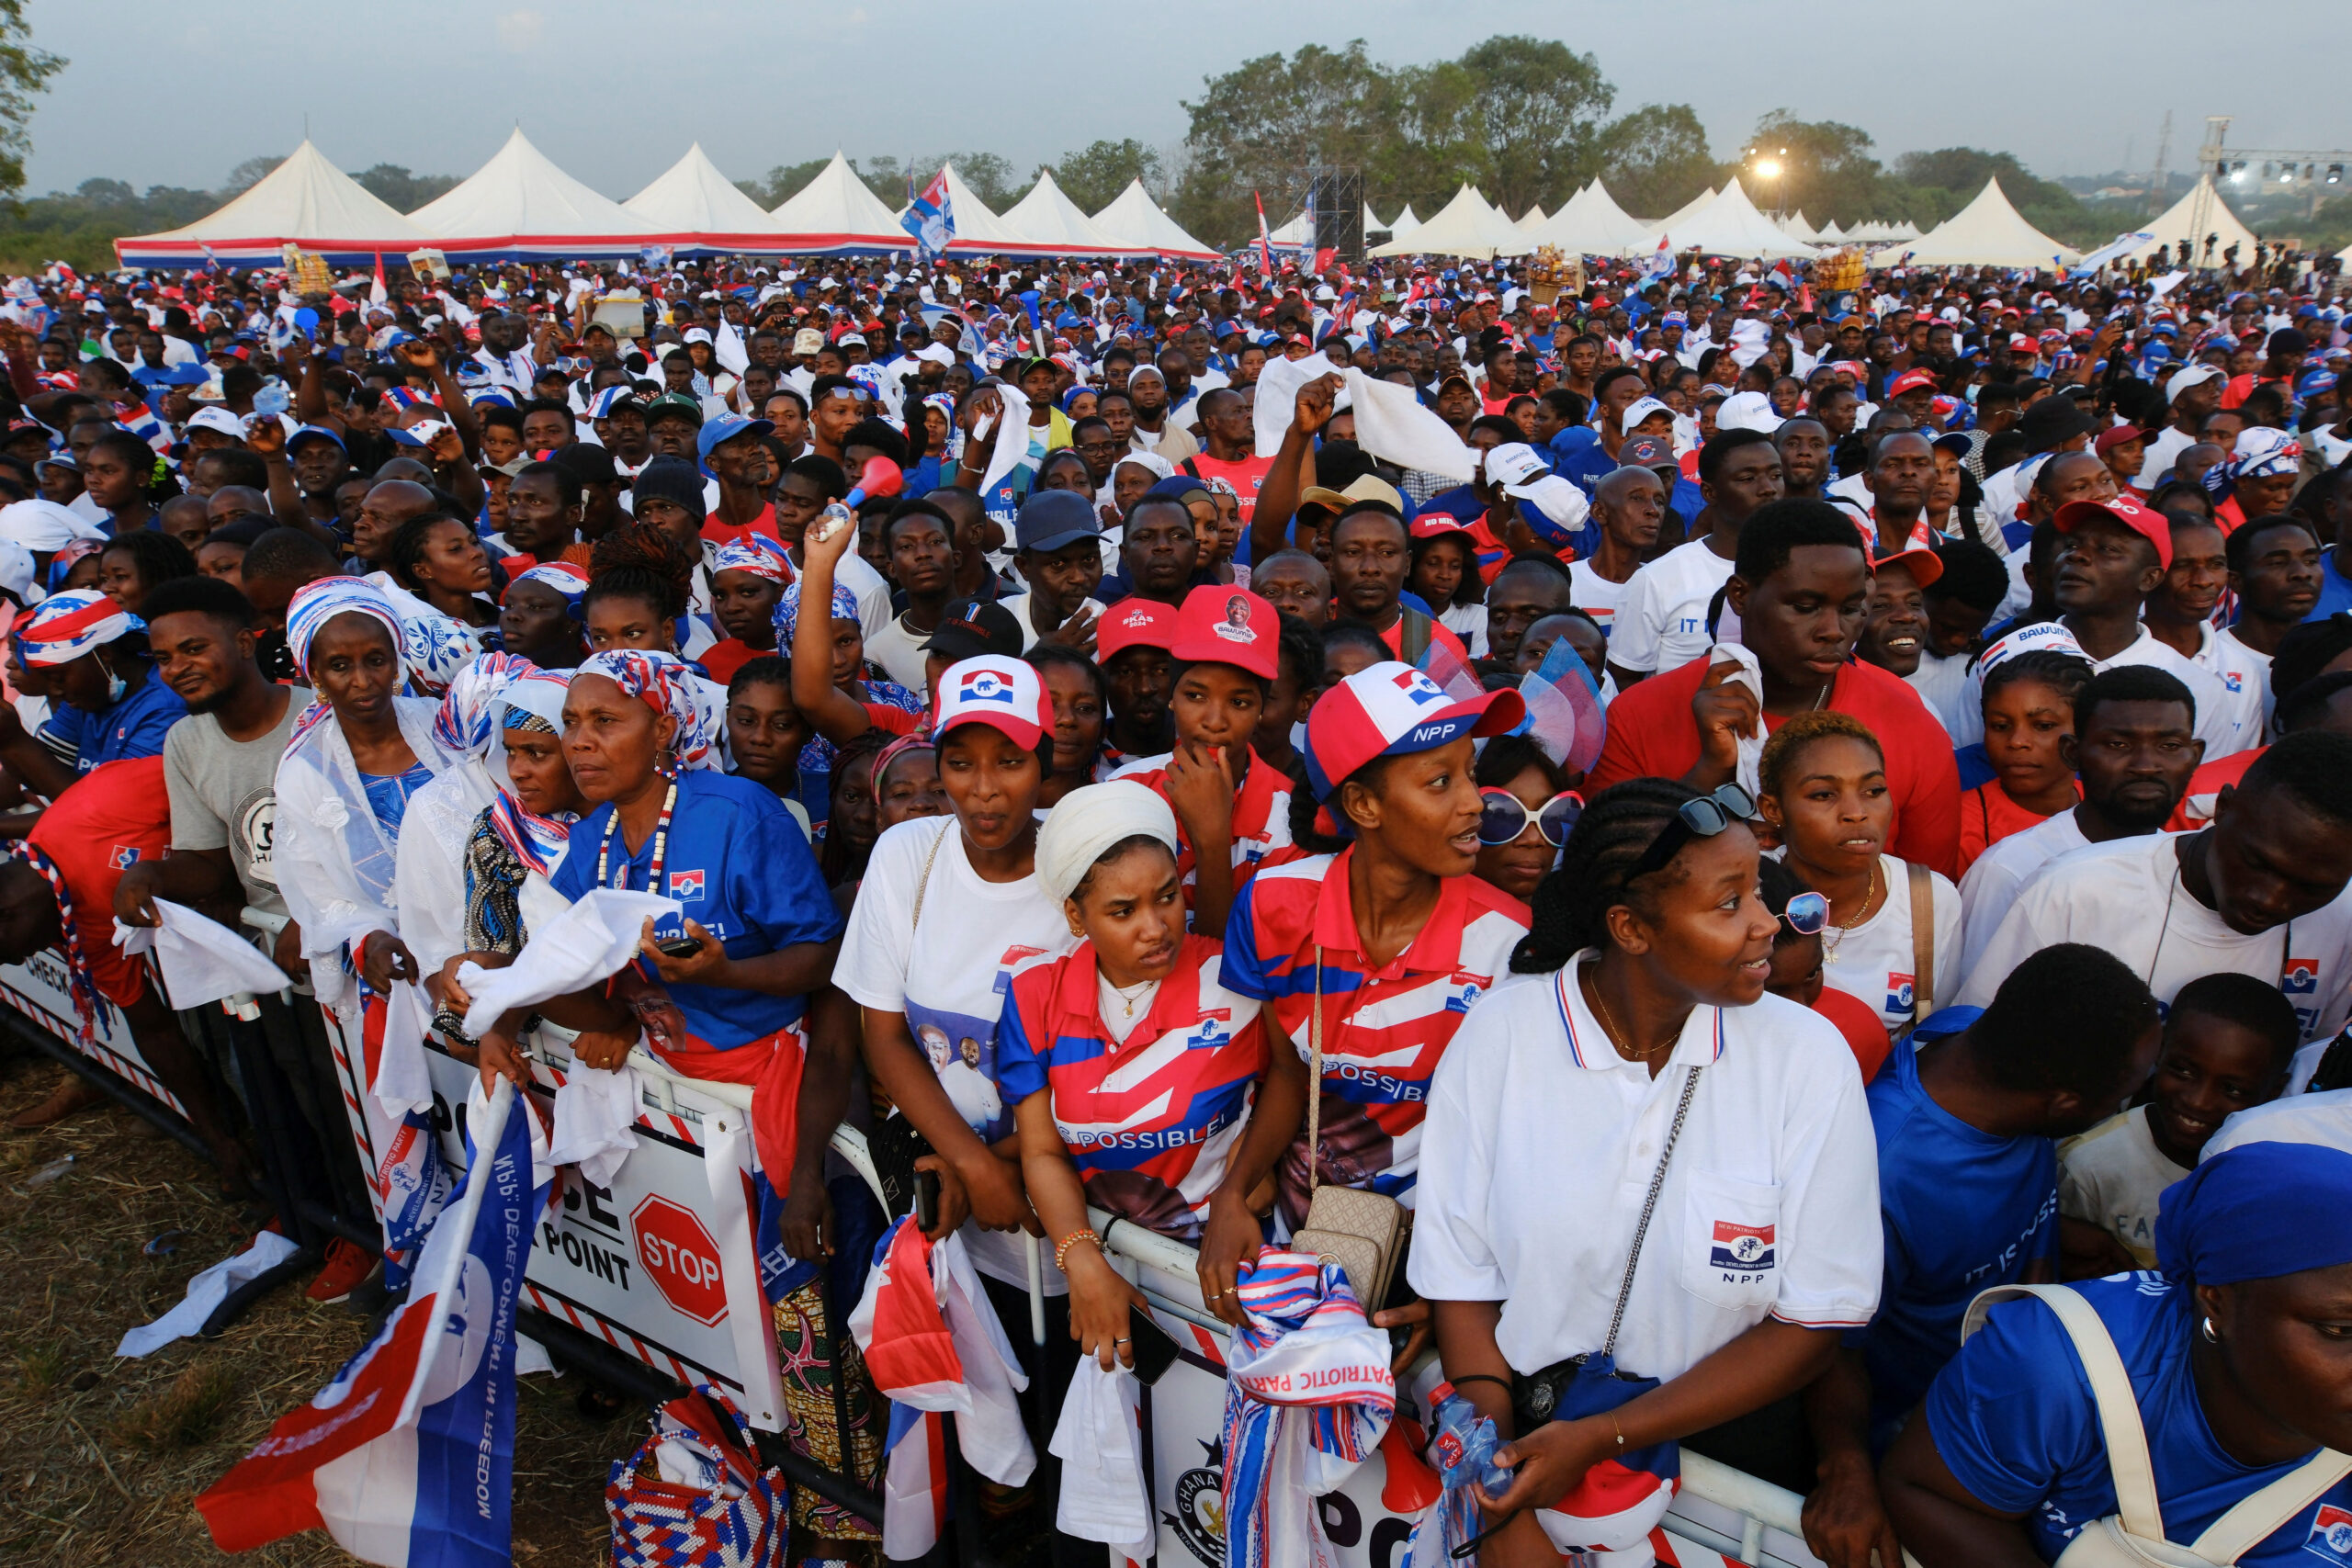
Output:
[272, 577, 462, 1029]
[388, 651, 536, 991]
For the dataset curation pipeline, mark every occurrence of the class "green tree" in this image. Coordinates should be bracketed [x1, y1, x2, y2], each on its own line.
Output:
[1594, 103, 1720, 220]
[1054, 138, 1164, 214]
[350, 164, 458, 212]
[738, 157, 839, 209]
[0, 1, 61, 197]
[1408, 37, 1614, 218]
[1742, 110, 1883, 224]
[1890, 147, 2089, 239]
[1175, 40, 1396, 245]
[220, 154, 285, 197]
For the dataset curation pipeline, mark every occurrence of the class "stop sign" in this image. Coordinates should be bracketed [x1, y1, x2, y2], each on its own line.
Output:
[631, 1195, 729, 1326]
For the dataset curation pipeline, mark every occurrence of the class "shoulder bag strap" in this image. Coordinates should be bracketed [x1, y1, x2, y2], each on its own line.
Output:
[1306, 945, 1322, 1201]
[1601, 1058, 1704, 1358]
[2192, 1448, 2352, 1562]
[1962, 1283, 2165, 1542]
[910, 818, 951, 935]
[1908, 860, 1935, 1018]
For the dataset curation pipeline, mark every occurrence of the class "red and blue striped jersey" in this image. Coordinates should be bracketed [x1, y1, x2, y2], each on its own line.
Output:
[1222, 850, 1530, 1224]
[994, 934, 1267, 1242]
[1110, 745, 1295, 901]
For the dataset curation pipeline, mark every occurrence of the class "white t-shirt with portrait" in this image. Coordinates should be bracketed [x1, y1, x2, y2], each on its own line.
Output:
[1609, 538, 1735, 676]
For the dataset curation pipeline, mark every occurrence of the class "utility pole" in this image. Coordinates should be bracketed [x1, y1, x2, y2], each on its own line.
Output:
[2144, 112, 2172, 219]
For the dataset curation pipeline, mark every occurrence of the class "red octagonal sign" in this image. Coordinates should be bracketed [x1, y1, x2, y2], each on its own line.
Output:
[631, 1195, 728, 1326]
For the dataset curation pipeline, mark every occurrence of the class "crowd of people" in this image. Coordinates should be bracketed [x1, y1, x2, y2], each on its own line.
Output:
[6, 235, 2352, 1568]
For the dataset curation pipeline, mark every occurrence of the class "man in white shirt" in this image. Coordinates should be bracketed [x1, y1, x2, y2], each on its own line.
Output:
[1957, 666, 2202, 973]
[1609, 429, 1784, 683]
[1961, 730, 2352, 1083]
[2133, 364, 2226, 491]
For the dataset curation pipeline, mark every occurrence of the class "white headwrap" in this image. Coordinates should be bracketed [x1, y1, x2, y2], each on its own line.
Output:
[1033, 781, 1179, 910]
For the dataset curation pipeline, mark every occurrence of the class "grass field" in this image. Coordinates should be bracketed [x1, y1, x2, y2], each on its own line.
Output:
[0, 1046, 618, 1567]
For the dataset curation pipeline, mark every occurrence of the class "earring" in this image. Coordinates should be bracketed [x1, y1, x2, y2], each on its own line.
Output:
[2201, 1316, 2220, 1345]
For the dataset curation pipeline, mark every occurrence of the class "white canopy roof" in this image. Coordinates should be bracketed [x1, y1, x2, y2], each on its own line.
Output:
[928, 163, 1054, 256]
[1527, 179, 1655, 257]
[1781, 209, 1819, 243]
[622, 143, 781, 252]
[997, 169, 1141, 256]
[1368, 184, 1529, 258]
[116, 140, 434, 267]
[1516, 204, 1548, 231]
[1887, 220, 1922, 240]
[768, 152, 910, 254]
[1091, 179, 1220, 261]
[1815, 219, 1848, 243]
[1364, 203, 1391, 234]
[2119, 177, 2259, 265]
[1645, 186, 1715, 231]
[1387, 202, 1422, 238]
[409, 128, 651, 259]
[1646, 178, 1818, 261]
[1266, 210, 1309, 245]
[1871, 177, 2080, 269]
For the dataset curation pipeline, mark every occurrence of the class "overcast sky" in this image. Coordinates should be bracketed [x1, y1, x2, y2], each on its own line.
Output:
[20, 0, 2348, 200]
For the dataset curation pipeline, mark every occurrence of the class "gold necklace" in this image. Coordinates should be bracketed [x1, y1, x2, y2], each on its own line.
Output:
[1822, 859, 1882, 958]
[1584, 968, 1677, 1060]
[1106, 976, 1157, 1019]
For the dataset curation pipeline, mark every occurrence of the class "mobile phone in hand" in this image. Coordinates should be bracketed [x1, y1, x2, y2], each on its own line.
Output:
[914, 1168, 941, 1233]
[655, 934, 704, 959]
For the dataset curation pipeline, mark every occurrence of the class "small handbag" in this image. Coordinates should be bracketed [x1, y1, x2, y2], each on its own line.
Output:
[605, 1383, 789, 1568]
[1510, 1061, 1704, 1516]
[1289, 945, 1409, 1309]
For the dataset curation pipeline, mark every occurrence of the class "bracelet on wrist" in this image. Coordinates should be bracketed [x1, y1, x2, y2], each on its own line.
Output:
[1053, 1228, 1102, 1272]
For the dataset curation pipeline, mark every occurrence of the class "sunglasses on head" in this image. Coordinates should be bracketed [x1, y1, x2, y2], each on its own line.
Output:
[1477, 788, 1583, 847]
[1627, 782, 1758, 881]
[1778, 890, 1829, 937]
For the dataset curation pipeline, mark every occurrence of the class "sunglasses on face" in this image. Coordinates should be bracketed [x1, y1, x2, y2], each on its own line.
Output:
[1627, 782, 1758, 881]
[1778, 890, 1829, 936]
[1476, 788, 1583, 848]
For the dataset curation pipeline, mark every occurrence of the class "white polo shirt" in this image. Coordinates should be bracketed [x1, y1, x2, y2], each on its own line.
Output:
[1956, 831, 2352, 1073]
[2206, 1089, 2352, 1158]
[1609, 538, 1736, 676]
[1956, 808, 2095, 976]
[1408, 958, 1882, 1382]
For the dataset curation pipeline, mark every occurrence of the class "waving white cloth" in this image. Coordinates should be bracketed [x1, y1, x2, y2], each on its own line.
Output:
[977, 380, 1035, 501]
[1253, 351, 1343, 457]
[1050, 1359, 1155, 1557]
[457, 887, 678, 1038]
[1340, 368, 1474, 481]
[111, 900, 292, 1009]
[545, 1061, 642, 1186]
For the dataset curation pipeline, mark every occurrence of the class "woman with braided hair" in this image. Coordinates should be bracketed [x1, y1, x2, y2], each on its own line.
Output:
[1410, 776, 1883, 1568]
[586, 517, 715, 662]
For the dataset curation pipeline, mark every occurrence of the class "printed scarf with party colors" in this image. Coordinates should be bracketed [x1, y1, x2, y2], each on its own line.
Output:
[1221, 1248, 1396, 1568]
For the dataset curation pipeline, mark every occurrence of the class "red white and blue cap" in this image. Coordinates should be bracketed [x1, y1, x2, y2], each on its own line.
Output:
[1302, 660, 1524, 803]
[17, 589, 141, 666]
[933, 655, 1051, 750]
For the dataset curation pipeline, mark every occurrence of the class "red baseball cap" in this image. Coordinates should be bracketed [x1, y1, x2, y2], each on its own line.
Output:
[2092, 424, 2147, 457]
[1096, 598, 1178, 660]
[1169, 584, 1279, 681]
[2055, 495, 2173, 570]
[1870, 547, 1944, 590]
[1888, 368, 1939, 397]
[933, 657, 1051, 750]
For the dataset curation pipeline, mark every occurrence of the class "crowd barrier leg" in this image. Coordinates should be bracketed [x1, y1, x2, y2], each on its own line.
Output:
[191, 1003, 320, 1334]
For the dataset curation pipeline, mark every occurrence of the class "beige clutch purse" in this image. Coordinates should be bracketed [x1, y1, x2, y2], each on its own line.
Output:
[1289, 945, 1406, 1308]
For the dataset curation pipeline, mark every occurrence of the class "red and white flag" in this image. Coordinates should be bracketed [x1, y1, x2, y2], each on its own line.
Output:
[1255, 191, 1276, 276]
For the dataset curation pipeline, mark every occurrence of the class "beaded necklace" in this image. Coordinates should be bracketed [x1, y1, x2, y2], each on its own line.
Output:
[597, 777, 680, 891]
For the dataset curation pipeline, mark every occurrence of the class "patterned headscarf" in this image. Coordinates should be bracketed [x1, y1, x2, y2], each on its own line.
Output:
[494, 667, 572, 735]
[775, 577, 861, 645]
[487, 668, 577, 876]
[710, 536, 790, 585]
[287, 577, 404, 684]
[575, 649, 721, 772]
[16, 589, 141, 667]
[7, 841, 106, 1043]
[42, 538, 102, 593]
[430, 651, 537, 759]
[503, 561, 587, 614]
[2211, 426, 2303, 494]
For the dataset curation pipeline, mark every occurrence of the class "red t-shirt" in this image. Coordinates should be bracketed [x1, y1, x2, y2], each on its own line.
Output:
[1184, 453, 1275, 524]
[704, 503, 779, 548]
[2166, 746, 2261, 830]
[699, 637, 765, 687]
[1587, 654, 1962, 876]
[28, 756, 172, 1007]
[1957, 780, 2078, 876]
[1812, 984, 1892, 1085]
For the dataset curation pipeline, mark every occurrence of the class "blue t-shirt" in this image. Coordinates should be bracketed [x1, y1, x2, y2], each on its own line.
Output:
[68, 674, 188, 773]
[1861, 1011, 2059, 1440]
[1930, 1277, 2352, 1565]
[549, 769, 842, 1047]
[359, 761, 435, 836]
[2305, 547, 2352, 623]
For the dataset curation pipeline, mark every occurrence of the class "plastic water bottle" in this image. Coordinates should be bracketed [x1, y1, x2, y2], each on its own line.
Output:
[1428, 1380, 1512, 1495]
[253, 378, 289, 419]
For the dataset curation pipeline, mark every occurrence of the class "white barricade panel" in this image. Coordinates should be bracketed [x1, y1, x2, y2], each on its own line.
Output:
[0, 953, 187, 1118]
[418, 1037, 786, 1430]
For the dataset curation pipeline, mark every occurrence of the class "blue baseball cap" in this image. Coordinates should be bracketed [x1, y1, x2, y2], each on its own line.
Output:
[286, 423, 345, 453]
[695, 411, 773, 473]
[1014, 489, 1101, 554]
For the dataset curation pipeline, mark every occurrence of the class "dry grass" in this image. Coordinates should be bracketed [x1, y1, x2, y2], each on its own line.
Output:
[0, 1047, 619, 1566]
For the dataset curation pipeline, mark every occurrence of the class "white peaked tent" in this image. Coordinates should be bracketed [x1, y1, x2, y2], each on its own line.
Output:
[998, 169, 1142, 256]
[1871, 177, 2080, 268]
[1266, 211, 1310, 246]
[1647, 178, 1819, 260]
[1529, 180, 1655, 257]
[1781, 209, 1820, 243]
[1388, 202, 1422, 239]
[917, 163, 1053, 256]
[1887, 220, 1922, 240]
[1369, 184, 1530, 257]
[1517, 204, 1549, 231]
[117, 140, 434, 268]
[409, 128, 650, 259]
[1645, 186, 1716, 232]
[622, 143, 781, 253]
[1363, 203, 1392, 235]
[2120, 177, 2259, 265]
[1816, 219, 1848, 243]
[769, 152, 910, 254]
[1091, 179, 1221, 261]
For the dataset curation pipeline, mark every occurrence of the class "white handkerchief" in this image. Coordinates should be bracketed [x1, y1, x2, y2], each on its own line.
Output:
[458, 887, 678, 1039]
[116, 1229, 301, 1358]
[1252, 351, 1341, 457]
[371, 978, 435, 1120]
[546, 1062, 641, 1187]
[1051, 1357, 1155, 1557]
[1709, 640, 1768, 799]
[1340, 368, 1474, 480]
[112, 899, 293, 1010]
[977, 380, 1035, 502]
